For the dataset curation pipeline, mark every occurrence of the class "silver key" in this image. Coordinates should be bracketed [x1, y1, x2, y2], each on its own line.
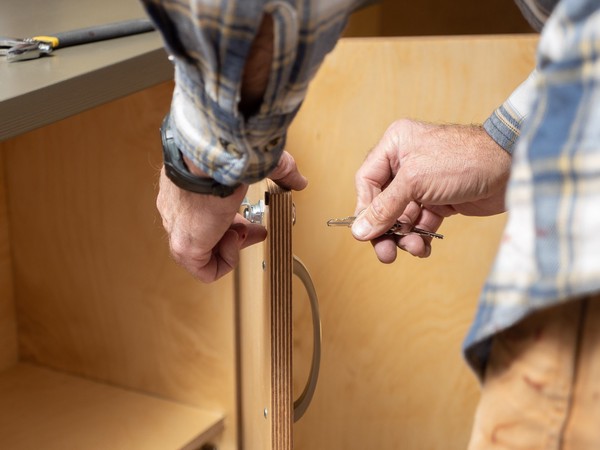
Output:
[327, 216, 444, 239]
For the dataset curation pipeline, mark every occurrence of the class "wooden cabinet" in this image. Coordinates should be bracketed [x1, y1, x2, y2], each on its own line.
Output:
[0, 82, 232, 449]
[0, 34, 537, 449]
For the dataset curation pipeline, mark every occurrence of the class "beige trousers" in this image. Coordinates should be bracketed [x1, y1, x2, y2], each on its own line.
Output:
[468, 296, 600, 450]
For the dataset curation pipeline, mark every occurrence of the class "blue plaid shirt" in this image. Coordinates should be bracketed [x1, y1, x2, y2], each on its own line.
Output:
[466, 0, 600, 377]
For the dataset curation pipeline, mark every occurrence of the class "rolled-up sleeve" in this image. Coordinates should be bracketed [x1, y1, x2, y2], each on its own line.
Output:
[483, 69, 539, 154]
[142, 0, 371, 186]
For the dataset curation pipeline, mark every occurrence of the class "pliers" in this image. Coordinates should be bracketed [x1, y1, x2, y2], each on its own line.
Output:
[0, 18, 154, 62]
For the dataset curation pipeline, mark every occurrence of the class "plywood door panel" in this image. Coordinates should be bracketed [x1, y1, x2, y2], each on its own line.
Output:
[287, 36, 537, 449]
[3, 82, 237, 449]
[238, 181, 294, 450]
[0, 148, 18, 372]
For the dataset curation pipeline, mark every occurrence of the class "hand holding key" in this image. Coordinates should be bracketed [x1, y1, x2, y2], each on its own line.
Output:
[351, 119, 511, 263]
[327, 216, 443, 240]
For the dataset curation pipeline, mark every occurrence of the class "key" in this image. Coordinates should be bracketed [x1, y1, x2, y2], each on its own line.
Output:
[327, 216, 444, 239]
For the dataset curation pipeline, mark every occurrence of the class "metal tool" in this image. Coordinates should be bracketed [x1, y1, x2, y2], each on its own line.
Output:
[327, 216, 444, 239]
[0, 18, 154, 62]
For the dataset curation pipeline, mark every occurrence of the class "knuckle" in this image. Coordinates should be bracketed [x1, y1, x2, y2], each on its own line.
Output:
[168, 236, 187, 262]
[387, 118, 410, 135]
[369, 195, 394, 224]
[276, 153, 295, 176]
[168, 231, 201, 262]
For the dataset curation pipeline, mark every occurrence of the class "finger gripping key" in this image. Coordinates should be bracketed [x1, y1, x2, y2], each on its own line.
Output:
[327, 216, 444, 239]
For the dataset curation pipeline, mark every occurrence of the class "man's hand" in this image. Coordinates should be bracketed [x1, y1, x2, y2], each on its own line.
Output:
[352, 119, 511, 263]
[156, 14, 311, 283]
[157, 151, 307, 282]
[157, 167, 257, 283]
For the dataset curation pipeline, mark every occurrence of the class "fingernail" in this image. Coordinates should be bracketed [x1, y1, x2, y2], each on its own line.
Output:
[422, 244, 431, 258]
[352, 216, 372, 239]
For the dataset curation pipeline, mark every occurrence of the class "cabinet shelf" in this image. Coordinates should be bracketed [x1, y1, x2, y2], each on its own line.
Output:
[0, 363, 224, 450]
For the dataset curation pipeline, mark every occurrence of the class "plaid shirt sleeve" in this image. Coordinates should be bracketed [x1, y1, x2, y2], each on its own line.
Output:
[142, 0, 370, 186]
[483, 70, 538, 154]
[483, 0, 562, 154]
[465, 0, 600, 378]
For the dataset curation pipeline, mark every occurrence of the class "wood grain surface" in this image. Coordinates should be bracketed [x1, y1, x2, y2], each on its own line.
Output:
[238, 181, 294, 450]
[267, 183, 294, 450]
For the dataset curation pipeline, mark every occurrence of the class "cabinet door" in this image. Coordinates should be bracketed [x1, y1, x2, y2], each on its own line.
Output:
[286, 36, 538, 449]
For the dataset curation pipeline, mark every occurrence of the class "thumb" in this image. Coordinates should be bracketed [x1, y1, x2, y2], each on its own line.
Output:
[351, 176, 411, 241]
[269, 151, 308, 191]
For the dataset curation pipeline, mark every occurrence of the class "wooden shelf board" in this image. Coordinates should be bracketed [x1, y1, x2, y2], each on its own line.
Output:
[0, 363, 224, 450]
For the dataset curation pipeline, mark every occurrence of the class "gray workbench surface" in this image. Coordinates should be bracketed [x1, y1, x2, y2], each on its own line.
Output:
[0, 0, 173, 141]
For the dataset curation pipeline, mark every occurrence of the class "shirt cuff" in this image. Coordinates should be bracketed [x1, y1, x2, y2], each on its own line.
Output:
[170, 64, 292, 187]
[483, 69, 538, 154]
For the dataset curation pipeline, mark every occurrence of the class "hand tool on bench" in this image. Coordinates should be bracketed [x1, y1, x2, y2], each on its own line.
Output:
[0, 18, 155, 62]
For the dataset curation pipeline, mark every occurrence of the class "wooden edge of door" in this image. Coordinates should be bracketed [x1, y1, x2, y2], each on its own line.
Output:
[237, 180, 293, 450]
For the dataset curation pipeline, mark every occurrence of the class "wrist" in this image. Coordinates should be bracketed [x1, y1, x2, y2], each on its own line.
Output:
[160, 113, 241, 197]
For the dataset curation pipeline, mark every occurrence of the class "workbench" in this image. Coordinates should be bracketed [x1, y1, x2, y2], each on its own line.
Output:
[0, 0, 172, 141]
